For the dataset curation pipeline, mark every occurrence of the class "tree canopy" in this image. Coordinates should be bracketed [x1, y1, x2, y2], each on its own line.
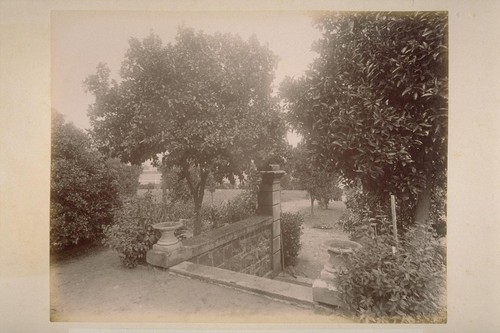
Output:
[84, 27, 287, 234]
[281, 12, 447, 224]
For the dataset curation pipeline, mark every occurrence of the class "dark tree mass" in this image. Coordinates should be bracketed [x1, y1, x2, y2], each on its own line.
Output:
[282, 12, 448, 225]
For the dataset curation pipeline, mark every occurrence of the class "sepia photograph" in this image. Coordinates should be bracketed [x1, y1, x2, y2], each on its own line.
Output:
[1, 1, 499, 332]
[50, 10, 447, 323]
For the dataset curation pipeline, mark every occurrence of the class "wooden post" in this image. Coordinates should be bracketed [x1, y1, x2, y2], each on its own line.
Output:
[390, 195, 399, 252]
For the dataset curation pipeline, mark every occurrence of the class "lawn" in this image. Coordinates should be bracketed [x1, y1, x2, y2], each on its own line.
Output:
[137, 188, 243, 205]
[280, 190, 309, 203]
[297, 200, 347, 230]
[137, 189, 309, 206]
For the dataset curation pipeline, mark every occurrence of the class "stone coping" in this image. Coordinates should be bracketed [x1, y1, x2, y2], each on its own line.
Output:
[181, 215, 273, 257]
[170, 261, 315, 307]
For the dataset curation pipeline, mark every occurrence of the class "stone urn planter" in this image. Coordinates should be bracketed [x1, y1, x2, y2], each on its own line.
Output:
[321, 238, 362, 280]
[313, 238, 362, 307]
[152, 221, 184, 251]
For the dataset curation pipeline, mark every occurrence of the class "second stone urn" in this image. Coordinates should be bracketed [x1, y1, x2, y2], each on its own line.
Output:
[321, 238, 362, 280]
[152, 221, 184, 251]
[313, 238, 362, 307]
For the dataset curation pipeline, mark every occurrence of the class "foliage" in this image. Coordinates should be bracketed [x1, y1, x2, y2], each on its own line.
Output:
[207, 173, 217, 203]
[317, 184, 343, 209]
[335, 222, 446, 323]
[105, 157, 142, 197]
[341, 186, 400, 241]
[281, 212, 304, 266]
[201, 190, 257, 230]
[290, 143, 342, 213]
[340, 183, 445, 241]
[103, 192, 164, 268]
[159, 165, 192, 203]
[50, 112, 121, 252]
[430, 184, 447, 237]
[217, 182, 236, 189]
[282, 12, 448, 225]
[138, 182, 156, 190]
[164, 201, 195, 221]
[84, 27, 288, 235]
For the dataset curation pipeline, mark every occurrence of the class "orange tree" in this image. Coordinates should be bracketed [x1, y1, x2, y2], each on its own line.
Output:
[290, 142, 342, 215]
[84, 27, 287, 235]
[281, 12, 447, 228]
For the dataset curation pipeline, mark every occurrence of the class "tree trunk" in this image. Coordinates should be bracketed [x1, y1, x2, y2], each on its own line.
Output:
[162, 186, 168, 204]
[193, 198, 203, 236]
[310, 196, 315, 216]
[184, 166, 208, 237]
[414, 185, 432, 225]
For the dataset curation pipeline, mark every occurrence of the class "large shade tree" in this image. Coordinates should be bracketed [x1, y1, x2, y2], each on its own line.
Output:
[84, 27, 287, 235]
[281, 12, 448, 226]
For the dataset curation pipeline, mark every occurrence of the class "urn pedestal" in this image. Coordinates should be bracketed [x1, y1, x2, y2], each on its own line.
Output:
[313, 238, 362, 307]
[152, 221, 184, 252]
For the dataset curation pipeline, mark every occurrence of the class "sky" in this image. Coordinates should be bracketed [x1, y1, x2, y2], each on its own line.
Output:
[51, 11, 324, 147]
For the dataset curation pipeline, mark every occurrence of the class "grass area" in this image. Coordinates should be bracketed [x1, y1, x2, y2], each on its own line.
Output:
[280, 190, 308, 203]
[297, 201, 347, 230]
[137, 188, 243, 205]
[137, 189, 309, 205]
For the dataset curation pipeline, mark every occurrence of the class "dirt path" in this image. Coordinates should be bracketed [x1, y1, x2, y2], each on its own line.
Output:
[281, 199, 348, 279]
[50, 248, 350, 322]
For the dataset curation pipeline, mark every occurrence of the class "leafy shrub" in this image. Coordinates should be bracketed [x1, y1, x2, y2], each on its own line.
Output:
[340, 186, 415, 242]
[50, 112, 120, 252]
[430, 184, 447, 237]
[138, 182, 157, 190]
[222, 191, 257, 222]
[103, 192, 164, 268]
[106, 158, 142, 197]
[340, 189, 390, 243]
[200, 190, 257, 230]
[281, 212, 304, 266]
[200, 204, 226, 229]
[335, 222, 446, 323]
[164, 200, 195, 220]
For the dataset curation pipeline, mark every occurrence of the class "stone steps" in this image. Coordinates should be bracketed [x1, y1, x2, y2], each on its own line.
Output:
[169, 261, 315, 307]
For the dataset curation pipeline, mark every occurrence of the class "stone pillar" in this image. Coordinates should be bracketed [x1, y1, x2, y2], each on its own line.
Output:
[257, 164, 285, 277]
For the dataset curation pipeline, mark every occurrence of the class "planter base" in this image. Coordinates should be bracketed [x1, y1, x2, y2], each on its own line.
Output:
[312, 279, 341, 307]
[153, 242, 181, 252]
[146, 246, 192, 269]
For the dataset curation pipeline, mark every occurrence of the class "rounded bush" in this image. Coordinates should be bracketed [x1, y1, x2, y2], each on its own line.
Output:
[50, 113, 120, 252]
[103, 193, 164, 268]
[281, 212, 304, 266]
